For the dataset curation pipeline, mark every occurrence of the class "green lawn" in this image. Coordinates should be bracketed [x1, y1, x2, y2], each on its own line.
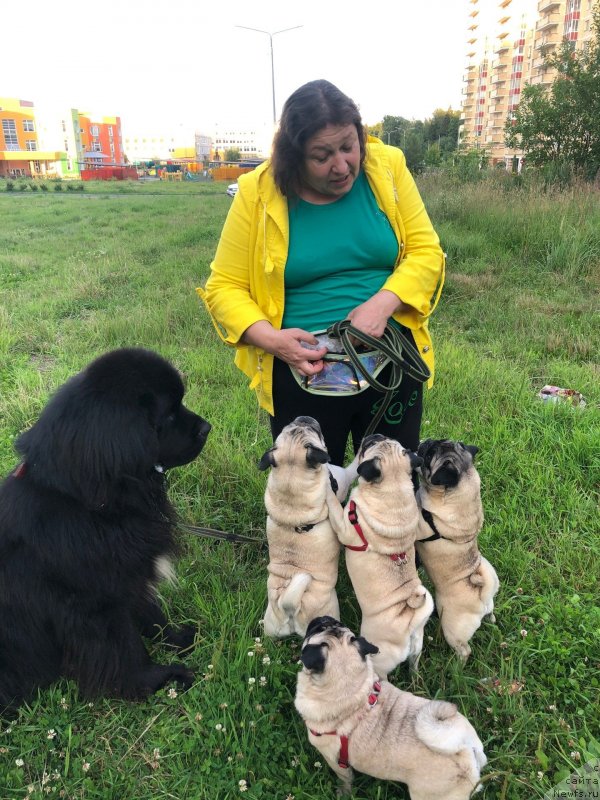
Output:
[0, 175, 599, 800]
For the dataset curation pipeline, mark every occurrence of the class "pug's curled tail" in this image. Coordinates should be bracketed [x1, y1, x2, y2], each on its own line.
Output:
[280, 572, 312, 618]
[415, 700, 487, 768]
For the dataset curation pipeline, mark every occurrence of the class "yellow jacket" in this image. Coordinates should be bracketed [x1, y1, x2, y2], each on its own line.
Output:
[197, 137, 445, 416]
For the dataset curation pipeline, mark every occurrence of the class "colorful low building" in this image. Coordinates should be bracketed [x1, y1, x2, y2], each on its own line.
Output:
[0, 97, 66, 178]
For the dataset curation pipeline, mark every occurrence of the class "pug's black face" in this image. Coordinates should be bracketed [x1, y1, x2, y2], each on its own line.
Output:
[417, 439, 478, 489]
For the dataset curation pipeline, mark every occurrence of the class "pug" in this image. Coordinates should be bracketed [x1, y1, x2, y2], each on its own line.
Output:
[326, 434, 434, 677]
[258, 416, 342, 638]
[295, 616, 487, 799]
[415, 439, 500, 661]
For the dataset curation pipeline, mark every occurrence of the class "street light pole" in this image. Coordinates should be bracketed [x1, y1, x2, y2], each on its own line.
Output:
[386, 127, 403, 146]
[236, 25, 303, 125]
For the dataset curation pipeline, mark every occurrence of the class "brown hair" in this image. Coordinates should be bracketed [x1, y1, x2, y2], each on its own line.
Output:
[271, 80, 366, 197]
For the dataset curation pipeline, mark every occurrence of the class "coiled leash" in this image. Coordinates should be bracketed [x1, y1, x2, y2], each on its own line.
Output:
[326, 320, 431, 437]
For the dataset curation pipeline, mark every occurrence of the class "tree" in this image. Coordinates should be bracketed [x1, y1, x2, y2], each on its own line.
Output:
[506, 7, 600, 177]
[225, 148, 241, 162]
[423, 108, 461, 155]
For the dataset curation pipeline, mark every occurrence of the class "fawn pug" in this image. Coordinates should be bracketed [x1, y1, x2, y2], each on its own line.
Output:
[295, 616, 487, 800]
[326, 434, 433, 677]
[416, 439, 499, 661]
[259, 416, 348, 638]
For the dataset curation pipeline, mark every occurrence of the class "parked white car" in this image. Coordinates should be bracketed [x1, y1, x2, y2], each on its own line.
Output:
[226, 183, 238, 197]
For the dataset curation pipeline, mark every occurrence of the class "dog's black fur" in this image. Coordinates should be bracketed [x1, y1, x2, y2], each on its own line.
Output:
[0, 348, 211, 715]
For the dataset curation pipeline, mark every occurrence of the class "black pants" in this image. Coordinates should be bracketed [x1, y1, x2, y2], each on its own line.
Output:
[270, 356, 423, 466]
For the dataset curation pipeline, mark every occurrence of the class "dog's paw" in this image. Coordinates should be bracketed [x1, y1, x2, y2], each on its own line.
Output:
[163, 624, 197, 651]
[132, 663, 195, 697]
[407, 587, 427, 609]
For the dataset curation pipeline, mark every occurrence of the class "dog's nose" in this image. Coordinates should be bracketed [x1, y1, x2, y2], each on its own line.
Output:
[197, 420, 211, 439]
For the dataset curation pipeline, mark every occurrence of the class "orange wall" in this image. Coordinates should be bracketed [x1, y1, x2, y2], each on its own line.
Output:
[0, 105, 38, 151]
[78, 114, 124, 164]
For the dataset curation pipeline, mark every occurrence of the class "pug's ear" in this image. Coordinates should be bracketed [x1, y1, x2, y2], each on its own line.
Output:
[417, 439, 433, 458]
[300, 643, 328, 672]
[465, 444, 479, 460]
[258, 448, 277, 471]
[408, 452, 423, 470]
[351, 636, 379, 659]
[357, 458, 381, 482]
[305, 446, 330, 468]
[431, 465, 460, 488]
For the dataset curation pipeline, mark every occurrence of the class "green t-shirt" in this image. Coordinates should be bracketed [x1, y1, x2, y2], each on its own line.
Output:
[282, 170, 399, 331]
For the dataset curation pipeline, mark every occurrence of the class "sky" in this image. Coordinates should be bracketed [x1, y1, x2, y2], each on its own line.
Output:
[1, 0, 467, 138]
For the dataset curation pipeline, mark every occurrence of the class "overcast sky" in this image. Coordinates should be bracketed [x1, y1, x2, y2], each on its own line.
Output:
[2, 0, 467, 135]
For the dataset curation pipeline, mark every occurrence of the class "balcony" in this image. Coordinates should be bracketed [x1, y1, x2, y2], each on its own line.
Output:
[492, 59, 509, 70]
[490, 88, 507, 100]
[492, 74, 507, 84]
[537, 13, 560, 31]
[536, 38, 558, 52]
[495, 41, 510, 53]
[539, 0, 560, 12]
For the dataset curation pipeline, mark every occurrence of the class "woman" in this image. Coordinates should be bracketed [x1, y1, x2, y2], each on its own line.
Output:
[198, 80, 444, 465]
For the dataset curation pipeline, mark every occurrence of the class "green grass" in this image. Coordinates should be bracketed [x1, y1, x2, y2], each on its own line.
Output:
[0, 176, 599, 800]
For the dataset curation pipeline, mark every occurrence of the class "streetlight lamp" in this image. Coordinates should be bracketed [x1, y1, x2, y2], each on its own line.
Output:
[236, 25, 303, 124]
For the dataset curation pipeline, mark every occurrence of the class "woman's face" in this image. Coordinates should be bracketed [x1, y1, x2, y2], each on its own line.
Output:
[300, 123, 361, 201]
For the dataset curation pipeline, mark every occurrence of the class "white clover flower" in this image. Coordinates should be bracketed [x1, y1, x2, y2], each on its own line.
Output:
[239, 778, 248, 792]
[254, 637, 261, 644]
[15, 758, 24, 767]
[247, 651, 254, 657]
[520, 629, 528, 637]
[167, 688, 178, 699]
[215, 723, 223, 731]
[47, 729, 57, 740]
[314, 761, 322, 768]
[82, 762, 90, 772]
[207, 664, 214, 670]
[248, 677, 256, 685]
[260, 676, 267, 686]
[153, 748, 160, 760]
[262, 655, 271, 665]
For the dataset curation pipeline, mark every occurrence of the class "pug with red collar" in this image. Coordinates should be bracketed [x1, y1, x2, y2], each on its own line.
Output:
[295, 616, 487, 799]
[326, 434, 433, 678]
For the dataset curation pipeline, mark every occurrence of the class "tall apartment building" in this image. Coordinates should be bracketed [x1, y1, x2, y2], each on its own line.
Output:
[460, 0, 597, 166]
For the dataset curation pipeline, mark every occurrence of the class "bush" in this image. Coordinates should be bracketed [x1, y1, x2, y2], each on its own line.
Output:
[5, 181, 14, 191]
[30, 183, 39, 191]
[40, 182, 49, 192]
[66, 182, 75, 191]
[53, 182, 63, 192]
[75, 183, 85, 191]
[18, 182, 28, 191]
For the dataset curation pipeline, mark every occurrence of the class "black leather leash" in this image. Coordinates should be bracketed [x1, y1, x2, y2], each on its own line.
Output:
[178, 522, 265, 545]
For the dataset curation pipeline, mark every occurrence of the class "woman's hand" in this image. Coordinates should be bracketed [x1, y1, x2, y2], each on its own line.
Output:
[346, 290, 407, 339]
[242, 321, 327, 376]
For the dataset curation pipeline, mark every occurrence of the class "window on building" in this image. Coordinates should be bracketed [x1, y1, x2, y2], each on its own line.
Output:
[2, 119, 19, 150]
[64, 139, 69, 152]
[23, 119, 35, 132]
[62, 120, 67, 132]
[90, 125, 100, 136]
[25, 140, 37, 151]
[92, 141, 102, 152]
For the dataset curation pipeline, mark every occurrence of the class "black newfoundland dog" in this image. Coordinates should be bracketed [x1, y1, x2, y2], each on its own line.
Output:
[0, 348, 211, 714]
